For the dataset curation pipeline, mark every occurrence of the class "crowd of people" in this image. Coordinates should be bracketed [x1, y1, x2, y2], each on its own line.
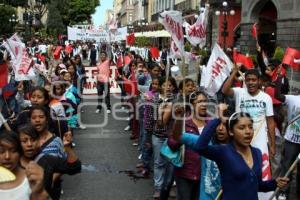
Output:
[0, 35, 299, 200]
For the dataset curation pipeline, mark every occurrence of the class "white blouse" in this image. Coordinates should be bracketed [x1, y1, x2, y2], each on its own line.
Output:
[0, 177, 31, 200]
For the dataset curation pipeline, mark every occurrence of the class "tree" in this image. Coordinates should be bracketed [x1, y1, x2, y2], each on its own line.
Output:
[67, 0, 100, 25]
[46, 0, 64, 36]
[0, 0, 27, 7]
[0, 5, 16, 36]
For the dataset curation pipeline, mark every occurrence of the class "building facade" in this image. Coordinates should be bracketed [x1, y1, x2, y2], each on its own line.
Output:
[239, 0, 300, 53]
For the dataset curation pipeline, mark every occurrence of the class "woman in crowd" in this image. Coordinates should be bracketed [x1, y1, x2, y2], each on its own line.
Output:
[172, 103, 230, 200]
[0, 130, 49, 200]
[174, 109, 289, 200]
[159, 78, 196, 200]
[168, 90, 209, 200]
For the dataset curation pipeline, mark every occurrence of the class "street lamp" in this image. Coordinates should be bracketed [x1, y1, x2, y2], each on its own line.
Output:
[9, 14, 18, 32]
[215, 1, 235, 49]
[24, 12, 34, 37]
[128, 24, 134, 33]
[137, 18, 149, 34]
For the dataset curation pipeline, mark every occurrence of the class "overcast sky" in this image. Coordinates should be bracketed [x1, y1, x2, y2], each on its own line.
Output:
[92, 0, 113, 27]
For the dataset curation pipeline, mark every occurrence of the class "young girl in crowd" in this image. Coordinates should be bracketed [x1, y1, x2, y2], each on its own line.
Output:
[12, 86, 69, 138]
[175, 109, 289, 200]
[144, 76, 177, 199]
[137, 77, 160, 177]
[0, 130, 49, 200]
[18, 124, 81, 200]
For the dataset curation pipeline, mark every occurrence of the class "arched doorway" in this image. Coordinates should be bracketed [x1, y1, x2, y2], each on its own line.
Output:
[252, 0, 278, 57]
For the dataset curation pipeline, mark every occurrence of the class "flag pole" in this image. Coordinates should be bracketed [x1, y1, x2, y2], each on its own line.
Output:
[268, 153, 300, 200]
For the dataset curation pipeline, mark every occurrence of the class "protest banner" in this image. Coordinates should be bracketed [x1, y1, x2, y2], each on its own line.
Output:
[183, 4, 209, 48]
[67, 27, 110, 42]
[201, 44, 233, 96]
[83, 66, 121, 95]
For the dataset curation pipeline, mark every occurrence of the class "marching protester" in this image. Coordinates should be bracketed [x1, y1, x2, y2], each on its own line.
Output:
[275, 76, 300, 199]
[95, 51, 111, 114]
[0, 130, 49, 200]
[173, 107, 289, 200]
[222, 64, 276, 183]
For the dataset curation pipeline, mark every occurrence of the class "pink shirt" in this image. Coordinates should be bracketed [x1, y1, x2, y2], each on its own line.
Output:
[97, 60, 110, 83]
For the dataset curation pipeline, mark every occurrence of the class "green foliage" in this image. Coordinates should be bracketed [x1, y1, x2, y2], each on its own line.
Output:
[67, 0, 100, 24]
[273, 46, 284, 62]
[198, 48, 208, 57]
[0, 0, 27, 7]
[184, 42, 191, 52]
[46, 0, 65, 36]
[0, 5, 16, 36]
[135, 37, 150, 47]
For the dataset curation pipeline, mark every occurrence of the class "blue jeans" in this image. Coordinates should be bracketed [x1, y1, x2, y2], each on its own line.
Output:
[160, 160, 174, 200]
[152, 135, 167, 191]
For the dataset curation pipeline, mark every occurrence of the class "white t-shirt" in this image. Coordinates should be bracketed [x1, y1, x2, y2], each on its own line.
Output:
[38, 44, 47, 54]
[0, 177, 31, 200]
[233, 87, 273, 145]
[284, 95, 300, 143]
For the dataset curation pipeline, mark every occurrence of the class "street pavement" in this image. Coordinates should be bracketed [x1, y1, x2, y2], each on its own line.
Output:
[61, 97, 153, 200]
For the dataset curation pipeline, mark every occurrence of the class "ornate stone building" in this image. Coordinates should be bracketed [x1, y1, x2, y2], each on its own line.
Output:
[239, 0, 300, 53]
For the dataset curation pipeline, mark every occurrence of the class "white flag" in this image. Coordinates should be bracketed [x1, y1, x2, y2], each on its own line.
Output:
[170, 40, 181, 59]
[184, 4, 209, 48]
[201, 43, 233, 96]
[159, 10, 184, 55]
[3, 34, 33, 81]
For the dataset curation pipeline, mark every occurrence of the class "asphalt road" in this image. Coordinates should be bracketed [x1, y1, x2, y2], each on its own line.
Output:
[61, 97, 153, 200]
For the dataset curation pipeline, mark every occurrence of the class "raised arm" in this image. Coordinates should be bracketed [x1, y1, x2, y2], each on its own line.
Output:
[222, 63, 240, 96]
[274, 76, 286, 102]
[181, 119, 223, 162]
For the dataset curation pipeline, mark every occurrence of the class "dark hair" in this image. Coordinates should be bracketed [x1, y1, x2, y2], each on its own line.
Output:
[31, 86, 50, 104]
[179, 78, 194, 90]
[18, 124, 39, 140]
[100, 51, 107, 56]
[29, 105, 50, 121]
[169, 77, 178, 94]
[245, 69, 260, 79]
[188, 90, 208, 104]
[52, 82, 66, 96]
[129, 61, 137, 67]
[0, 130, 22, 154]
[228, 112, 253, 131]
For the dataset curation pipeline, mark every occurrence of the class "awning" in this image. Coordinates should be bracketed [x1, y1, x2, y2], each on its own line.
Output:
[134, 30, 171, 38]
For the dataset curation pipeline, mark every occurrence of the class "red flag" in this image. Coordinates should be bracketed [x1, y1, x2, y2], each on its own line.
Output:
[252, 23, 258, 39]
[116, 55, 124, 68]
[282, 47, 300, 69]
[53, 46, 62, 60]
[150, 47, 160, 58]
[65, 45, 73, 54]
[0, 63, 8, 88]
[233, 50, 254, 69]
[124, 55, 131, 65]
[126, 33, 135, 46]
[123, 74, 139, 96]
